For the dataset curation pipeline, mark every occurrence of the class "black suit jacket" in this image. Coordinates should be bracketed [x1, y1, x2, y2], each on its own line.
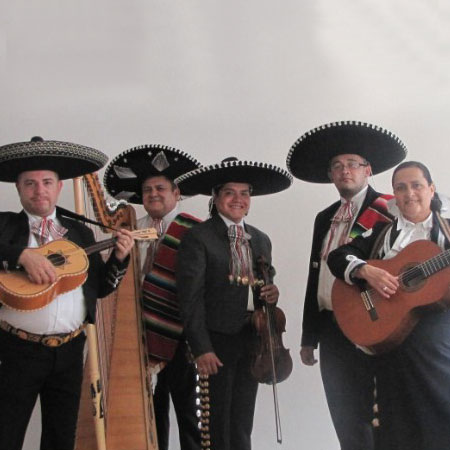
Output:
[301, 186, 390, 348]
[0, 207, 128, 323]
[176, 214, 275, 357]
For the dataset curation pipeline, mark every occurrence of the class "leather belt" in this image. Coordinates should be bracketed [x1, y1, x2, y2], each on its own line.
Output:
[0, 320, 86, 347]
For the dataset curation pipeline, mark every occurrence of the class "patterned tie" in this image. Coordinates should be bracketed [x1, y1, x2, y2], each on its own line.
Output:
[31, 217, 68, 245]
[143, 218, 164, 274]
[321, 201, 354, 260]
[227, 224, 255, 286]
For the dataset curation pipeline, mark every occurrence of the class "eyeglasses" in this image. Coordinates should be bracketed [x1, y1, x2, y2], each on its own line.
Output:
[329, 161, 369, 172]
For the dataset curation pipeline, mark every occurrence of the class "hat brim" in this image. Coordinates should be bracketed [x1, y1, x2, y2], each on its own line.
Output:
[175, 160, 293, 196]
[0, 140, 108, 182]
[103, 144, 201, 204]
[287, 121, 407, 183]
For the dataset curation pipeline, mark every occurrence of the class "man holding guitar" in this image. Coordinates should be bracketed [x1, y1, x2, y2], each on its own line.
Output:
[286, 121, 407, 450]
[328, 161, 450, 450]
[0, 137, 134, 450]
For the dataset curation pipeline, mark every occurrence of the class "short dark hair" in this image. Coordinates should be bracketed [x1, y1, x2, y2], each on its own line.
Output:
[141, 174, 178, 191]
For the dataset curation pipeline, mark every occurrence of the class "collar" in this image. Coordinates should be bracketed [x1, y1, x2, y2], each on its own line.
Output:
[219, 213, 245, 229]
[340, 185, 368, 210]
[396, 212, 433, 232]
[25, 208, 58, 226]
[149, 205, 179, 233]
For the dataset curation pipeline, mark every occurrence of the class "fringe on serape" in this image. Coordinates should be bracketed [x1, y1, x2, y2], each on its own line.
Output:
[141, 212, 201, 363]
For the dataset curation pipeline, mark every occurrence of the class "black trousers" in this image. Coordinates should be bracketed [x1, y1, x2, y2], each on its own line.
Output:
[376, 309, 450, 450]
[153, 342, 201, 450]
[208, 327, 259, 450]
[319, 311, 377, 450]
[0, 329, 85, 450]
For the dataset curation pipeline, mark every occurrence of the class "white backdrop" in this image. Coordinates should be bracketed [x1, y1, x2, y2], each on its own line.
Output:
[1, 1, 449, 449]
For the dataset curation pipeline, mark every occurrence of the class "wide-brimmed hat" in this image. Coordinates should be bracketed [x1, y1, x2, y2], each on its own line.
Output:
[286, 121, 407, 183]
[104, 144, 201, 204]
[175, 157, 293, 196]
[0, 136, 108, 182]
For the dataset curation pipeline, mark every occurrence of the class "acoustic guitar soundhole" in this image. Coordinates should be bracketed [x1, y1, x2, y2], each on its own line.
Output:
[47, 253, 67, 267]
[400, 262, 425, 292]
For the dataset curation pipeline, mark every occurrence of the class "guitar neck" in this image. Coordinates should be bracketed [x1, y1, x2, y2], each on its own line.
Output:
[85, 237, 117, 256]
[418, 248, 450, 279]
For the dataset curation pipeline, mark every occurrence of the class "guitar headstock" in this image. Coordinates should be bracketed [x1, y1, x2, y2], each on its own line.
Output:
[131, 228, 159, 241]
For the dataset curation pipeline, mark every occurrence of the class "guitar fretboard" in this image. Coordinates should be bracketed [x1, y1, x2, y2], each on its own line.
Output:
[402, 248, 450, 284]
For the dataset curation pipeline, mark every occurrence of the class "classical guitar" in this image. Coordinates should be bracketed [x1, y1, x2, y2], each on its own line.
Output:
[0, 228, 157, 311]
[332, 240, 450, 354]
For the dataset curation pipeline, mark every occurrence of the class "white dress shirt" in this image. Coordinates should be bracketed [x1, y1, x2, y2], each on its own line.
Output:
[318, 186, 368, 311]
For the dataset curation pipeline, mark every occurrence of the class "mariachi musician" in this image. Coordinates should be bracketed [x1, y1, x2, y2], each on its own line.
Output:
[287, 121, 407, 450]
[103, 144, 203, 450]
[0, 137, 134, 450]
[328, 161, 450, 450]
[175, 157, 292, 450]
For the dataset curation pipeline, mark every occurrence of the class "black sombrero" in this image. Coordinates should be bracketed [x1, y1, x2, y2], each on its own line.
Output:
[286, 121, 407, 183]
[0, 136, 108, 182]
[175, 157, 293, 196]
[103, 144, 201, 204]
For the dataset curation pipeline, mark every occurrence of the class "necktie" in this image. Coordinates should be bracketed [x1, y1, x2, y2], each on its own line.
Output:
[321, 201, 354, 260]
[228, 224, 254, 286]
[31, 217, 68, 245]
[143, 218, 163, 274]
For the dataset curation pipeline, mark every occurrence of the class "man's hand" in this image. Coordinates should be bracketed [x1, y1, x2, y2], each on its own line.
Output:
[300, 346, 318, 366]
[195, 352, 224, 376]
[113, 228, 135, 261]
[18, 249, 57, 284]
[260, 283, 279, 304]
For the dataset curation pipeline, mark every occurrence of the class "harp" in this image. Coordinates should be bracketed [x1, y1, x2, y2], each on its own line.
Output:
[73, 174, 158, 450]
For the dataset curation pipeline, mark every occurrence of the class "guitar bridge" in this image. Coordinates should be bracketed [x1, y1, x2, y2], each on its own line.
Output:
[361, 290, 379, 321]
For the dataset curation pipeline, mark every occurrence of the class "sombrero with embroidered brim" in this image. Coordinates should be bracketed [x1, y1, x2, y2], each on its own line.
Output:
[103, 144, 201, 204]
[286, 121, 407, 183]
[175, 157, 293, 196]
[0, 136, 108, 182]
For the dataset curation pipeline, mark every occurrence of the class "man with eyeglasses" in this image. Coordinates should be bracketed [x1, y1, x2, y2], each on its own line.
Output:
[286, 121, 407, 450]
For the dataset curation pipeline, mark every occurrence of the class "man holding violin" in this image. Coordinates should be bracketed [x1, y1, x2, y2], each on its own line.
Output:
[0, 137, 134, 450]
[176, 157, 292, 450]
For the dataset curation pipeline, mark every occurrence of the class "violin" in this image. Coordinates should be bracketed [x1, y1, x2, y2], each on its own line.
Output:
[250, 256, 293, 443]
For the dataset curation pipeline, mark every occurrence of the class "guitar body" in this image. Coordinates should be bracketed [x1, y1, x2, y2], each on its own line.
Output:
[0, 240, 89, 311]
[332, 240, 450, 353]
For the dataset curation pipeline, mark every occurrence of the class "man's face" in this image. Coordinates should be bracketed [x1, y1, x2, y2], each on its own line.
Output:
[142, 176, 180, 219]
[214, 182, 251, 224]
[16, 170, 63, 217]
[328, 153, 371, 199]
[393, 166, 435, 223]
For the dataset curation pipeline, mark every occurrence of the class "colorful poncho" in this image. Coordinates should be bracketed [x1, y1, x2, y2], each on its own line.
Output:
[141, 212, 201, 364]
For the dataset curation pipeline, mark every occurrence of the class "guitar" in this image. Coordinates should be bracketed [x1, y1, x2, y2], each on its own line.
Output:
[0, 228, 157, 311]
[332, 240, 450, 354]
